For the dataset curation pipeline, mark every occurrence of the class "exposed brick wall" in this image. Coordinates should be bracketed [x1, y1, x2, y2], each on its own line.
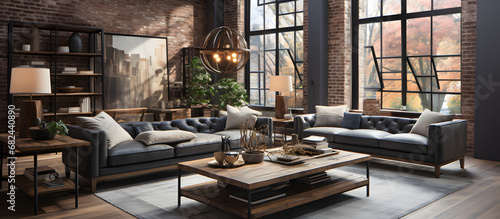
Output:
[0, 0, 207, 131]
[363, 99, 380, 116]
[461, 0, 476, 152]
[302, 0, 309, 112]
[223, 0, 245, 83]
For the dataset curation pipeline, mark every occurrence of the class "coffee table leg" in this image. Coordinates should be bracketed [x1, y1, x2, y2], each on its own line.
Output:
[75, 147, 79, 208]
[366, 160, 370, 197]
[34, 153, 38, 215]
[247, 189, 252, 219]
[177, 169, 181, 207]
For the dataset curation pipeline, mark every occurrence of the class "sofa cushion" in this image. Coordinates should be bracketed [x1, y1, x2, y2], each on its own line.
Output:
[225, 105, 258, 130]
[411, 109, 454, 137]
[77, 111, 133, 149]
[334, 129, 392, 148]
[135, 130, 197, 145]
[379, 133, 429, 155]
[174, 133, 222, 157]
[108, 140, 174, 167]
[302, 127, 350, 142]
[314, 105, 348, 127]
[341, 112, 362, 129]
[133, 123, 154, 135]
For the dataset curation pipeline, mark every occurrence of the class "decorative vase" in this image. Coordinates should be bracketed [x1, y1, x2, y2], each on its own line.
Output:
[29, 128, 56, 140]
[241, 151, 264, 164]
[224, 152, 239, 165]
[214, 151, 225, 165]
[68, 32, 82, 53]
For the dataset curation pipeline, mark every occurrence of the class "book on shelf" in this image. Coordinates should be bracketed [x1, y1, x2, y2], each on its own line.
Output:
[230, 189, 286, 205]
[24, 166, 55, 175]
[43, 180, 65, 189]
[80, 97, 92, 113]
[296, 172, 331, 185]
[302, 135, 328, 145]
[78, 70, 94, 74]
[303, 147, 333, 154]
[302, 142, 329, 149]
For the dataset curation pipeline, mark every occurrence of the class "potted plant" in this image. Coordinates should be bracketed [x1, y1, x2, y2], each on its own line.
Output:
[239, 118, 269, 164]
[187, 56, 214, 106]
[214, 78, 248, 110]
[29, 120, 69, 140]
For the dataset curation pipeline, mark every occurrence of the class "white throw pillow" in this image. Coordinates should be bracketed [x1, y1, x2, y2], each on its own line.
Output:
[76, 112, 133, 149]
[225, 105, 258, 130]
[314, 105, 348, 127]
[410, 109, 455, 137]
[135, 130, 197, 145]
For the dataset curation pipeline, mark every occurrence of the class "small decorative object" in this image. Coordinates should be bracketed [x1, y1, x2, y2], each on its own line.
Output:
[57, 86, 83, 93]
[159, 101, 166, 109]
[58, 46, 70, 53]
[214, 151, 225, 165]
[224, 151, 240, 165]
[29, 120, 68, 140]
[30, 27, 40, 51]
[270, 75, 294, 119]
[199, 26, 250, 74]
[22, 44, 31, 51]
[291, 134, 299, 145]
[214, 136, 230, 165]
[166, 101, 174, 109]
[174, 99, 181, 108]
[240, 118, 269, 164]
[181, 98, 188, 108]
[68, 32, 82, 53]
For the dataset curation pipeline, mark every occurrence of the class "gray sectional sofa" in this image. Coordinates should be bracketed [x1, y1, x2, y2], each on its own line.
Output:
[63, 116, 272, 192]
[294, 114, 467, 177]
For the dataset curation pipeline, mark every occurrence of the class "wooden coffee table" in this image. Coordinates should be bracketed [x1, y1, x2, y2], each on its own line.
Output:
[177, 150, 371, 219]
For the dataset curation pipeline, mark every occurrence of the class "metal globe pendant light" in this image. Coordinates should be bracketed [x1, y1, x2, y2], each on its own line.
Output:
[200, 26, 250, 74]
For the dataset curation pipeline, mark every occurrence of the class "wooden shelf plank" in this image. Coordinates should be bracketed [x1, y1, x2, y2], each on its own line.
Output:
[12, 21, 102, 33]
[13, 50, 102, 56]
[16, 175, 76, 197]
[181, 173, 369, 219]
[51, 73, 102, 76]
[13, 93, 102, 97]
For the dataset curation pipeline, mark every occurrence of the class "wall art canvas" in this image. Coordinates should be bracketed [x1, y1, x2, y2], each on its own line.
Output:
[104, 33, 168, 109]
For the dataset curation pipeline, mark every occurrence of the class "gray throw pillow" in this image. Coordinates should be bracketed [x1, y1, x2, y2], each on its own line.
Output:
[341, 112, 362, 129]
[76, 112, 133, 149]
[225, 105, 259, 130]
[133, 123, 154, 135]
[135, 130, 197, 145]
[410, 109, 455, 137]
[314, 105, 348, 127]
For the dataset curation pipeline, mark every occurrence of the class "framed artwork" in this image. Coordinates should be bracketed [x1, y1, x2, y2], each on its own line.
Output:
[104, 33, 168, 109]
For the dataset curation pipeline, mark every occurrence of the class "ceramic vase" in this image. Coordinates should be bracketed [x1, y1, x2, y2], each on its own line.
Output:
[68, 32, 82, 53]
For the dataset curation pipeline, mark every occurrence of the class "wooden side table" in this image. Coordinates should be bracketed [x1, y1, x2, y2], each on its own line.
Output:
[147, 108, 191, 121]
[0, 134, 90, 215]
[272, 118, 294, 145]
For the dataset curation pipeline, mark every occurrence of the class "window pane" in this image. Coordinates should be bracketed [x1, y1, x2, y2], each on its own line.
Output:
[265, 4, 276, 29]
[279, 2, 294, 14]
[434, 57, 460, 71]
[407, 73, 420, 91]
[296, 30, 304, 61]
[433, 14, 461, 55]
[433, 94, 460, 113]
[407, 17, 430, 56]
[279, 14, 295, 28]
[407, 0, 431, 13]
[434, 0, 460, 10]
[279, 31, 294, 50]
[382, 58, 401, 72]
[265, 33, 275, 50]
[266, 90, 275, 106]
[435, 78, 461, 93]
[407, 93, 430, 112]
[382, 92, 401, 109]
[359, 22, 381, 104]
[296, 12, 303, 26]
[250, 35, 263, 72]
[383, 0, 401, 16]
[250, 90, 260, 105]
[382, 21, 401, 57]
[408, 57, 432, 76]
[250, 74, 259, 88]
[265, 51, 276, 76]
[383, 73, 401, 91]
[279, 50, 294, 77]
[250, 0, 264, 31]
[297, 0, 303, 11]
[360, 0, 381, 19]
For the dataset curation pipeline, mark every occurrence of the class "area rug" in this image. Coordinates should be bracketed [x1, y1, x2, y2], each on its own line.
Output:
[95, 159, 472, 219]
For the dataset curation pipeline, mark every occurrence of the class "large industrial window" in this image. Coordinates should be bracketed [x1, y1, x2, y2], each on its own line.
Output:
[353, 0, 461, 113]
[246, 0, 304, 108]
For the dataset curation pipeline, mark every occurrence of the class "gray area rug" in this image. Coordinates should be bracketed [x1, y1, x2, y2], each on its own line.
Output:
[95, 159, 472, 219]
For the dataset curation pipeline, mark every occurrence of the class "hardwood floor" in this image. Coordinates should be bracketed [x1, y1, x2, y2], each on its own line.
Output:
[1, 153, 499, 219]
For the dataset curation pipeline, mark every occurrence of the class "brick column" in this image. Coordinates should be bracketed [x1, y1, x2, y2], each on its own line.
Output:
[461, 0, 476, 152]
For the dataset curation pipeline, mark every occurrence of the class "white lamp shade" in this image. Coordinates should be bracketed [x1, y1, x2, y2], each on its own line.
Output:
[269, 75, 293, 92]
[10, 68, 51, 94]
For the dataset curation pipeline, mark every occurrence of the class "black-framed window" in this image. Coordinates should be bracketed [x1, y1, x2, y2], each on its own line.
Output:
[246, 0, 304, 109]
[353, 0, 462, 113]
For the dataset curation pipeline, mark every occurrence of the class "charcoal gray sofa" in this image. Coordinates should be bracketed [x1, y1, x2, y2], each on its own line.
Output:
[294, 114, 467, 177]
[63, 116, 272, 192]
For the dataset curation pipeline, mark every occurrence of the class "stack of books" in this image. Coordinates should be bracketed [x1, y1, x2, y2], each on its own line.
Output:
[30, 61, 46, 68]
[68, 107, 81, 113]
[24, 166, 55, 184]
[78, 70, 94, 74]
[42, 180, 65, 189]
[302, 136, 332, 154]
[296, 172, 331, 185]
[80, 97, 91, 112]
[62, 67, 77, 74]
[230, 188, 286, 205]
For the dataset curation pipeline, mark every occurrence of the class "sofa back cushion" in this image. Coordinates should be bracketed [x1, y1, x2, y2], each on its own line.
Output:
[77, 111, 133, 149]
[410, 109, 455, 136]
[360, 116, 416, 134]
[314, 105, 348, 127]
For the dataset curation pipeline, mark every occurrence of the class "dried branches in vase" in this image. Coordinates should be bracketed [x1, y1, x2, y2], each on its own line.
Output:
[239, 118, 269, 164]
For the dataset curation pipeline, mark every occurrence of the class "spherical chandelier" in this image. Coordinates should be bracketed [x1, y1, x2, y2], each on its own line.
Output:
[200, 26, 250, 74]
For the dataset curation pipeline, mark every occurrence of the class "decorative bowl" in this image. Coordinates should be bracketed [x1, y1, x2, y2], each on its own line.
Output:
[241, 151, 265, 164]
[224, 152, 240, 165]
[214, 151, 225, 165]
[58, 46, 70, 53]
[57, 86, 83, 93]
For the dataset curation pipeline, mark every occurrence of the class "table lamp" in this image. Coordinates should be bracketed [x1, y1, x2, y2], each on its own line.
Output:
[270, 75, 293, 119]
[10, 68, 51, 138]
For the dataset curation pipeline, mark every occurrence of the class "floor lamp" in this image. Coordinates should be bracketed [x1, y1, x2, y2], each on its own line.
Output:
[270, 75, 293, 119]
[10, 68, 51, 138]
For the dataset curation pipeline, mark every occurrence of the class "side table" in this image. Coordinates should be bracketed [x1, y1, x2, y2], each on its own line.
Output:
[0, 134, 90, 215]
[272, 118, 294, 145]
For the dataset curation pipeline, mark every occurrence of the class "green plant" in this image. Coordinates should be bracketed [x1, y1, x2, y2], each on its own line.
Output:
[187, 57, 214, 105]
[47, 120, 68, 135]
[214, 78, 248, 110]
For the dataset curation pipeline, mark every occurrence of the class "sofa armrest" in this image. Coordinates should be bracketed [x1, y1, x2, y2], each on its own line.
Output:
[63, 125, 108, 178]
[428, 120, 467, 164]
[294, 114, 316, 138]
[256, 117, 273, 146]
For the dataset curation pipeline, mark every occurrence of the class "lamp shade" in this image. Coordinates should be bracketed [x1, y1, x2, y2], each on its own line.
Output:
[269, 75, 293, 92]
[200, 26, 250, 74]
[10, 68, 51, 94]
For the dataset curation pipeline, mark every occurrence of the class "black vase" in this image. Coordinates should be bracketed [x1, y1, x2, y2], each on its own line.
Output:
[68, 32, 82, 53]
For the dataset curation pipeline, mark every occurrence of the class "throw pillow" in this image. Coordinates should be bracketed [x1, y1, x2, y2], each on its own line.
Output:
[133, 123, 154, 135]
[76, 112, 133, 149]
[314, 105, 348, 127]
[341, 112, 363, 129]
[410, 109, 455, 137]
[219, 106, 261, 117]
[225, 105, 258, 130]
[135, 130, 197, 145]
